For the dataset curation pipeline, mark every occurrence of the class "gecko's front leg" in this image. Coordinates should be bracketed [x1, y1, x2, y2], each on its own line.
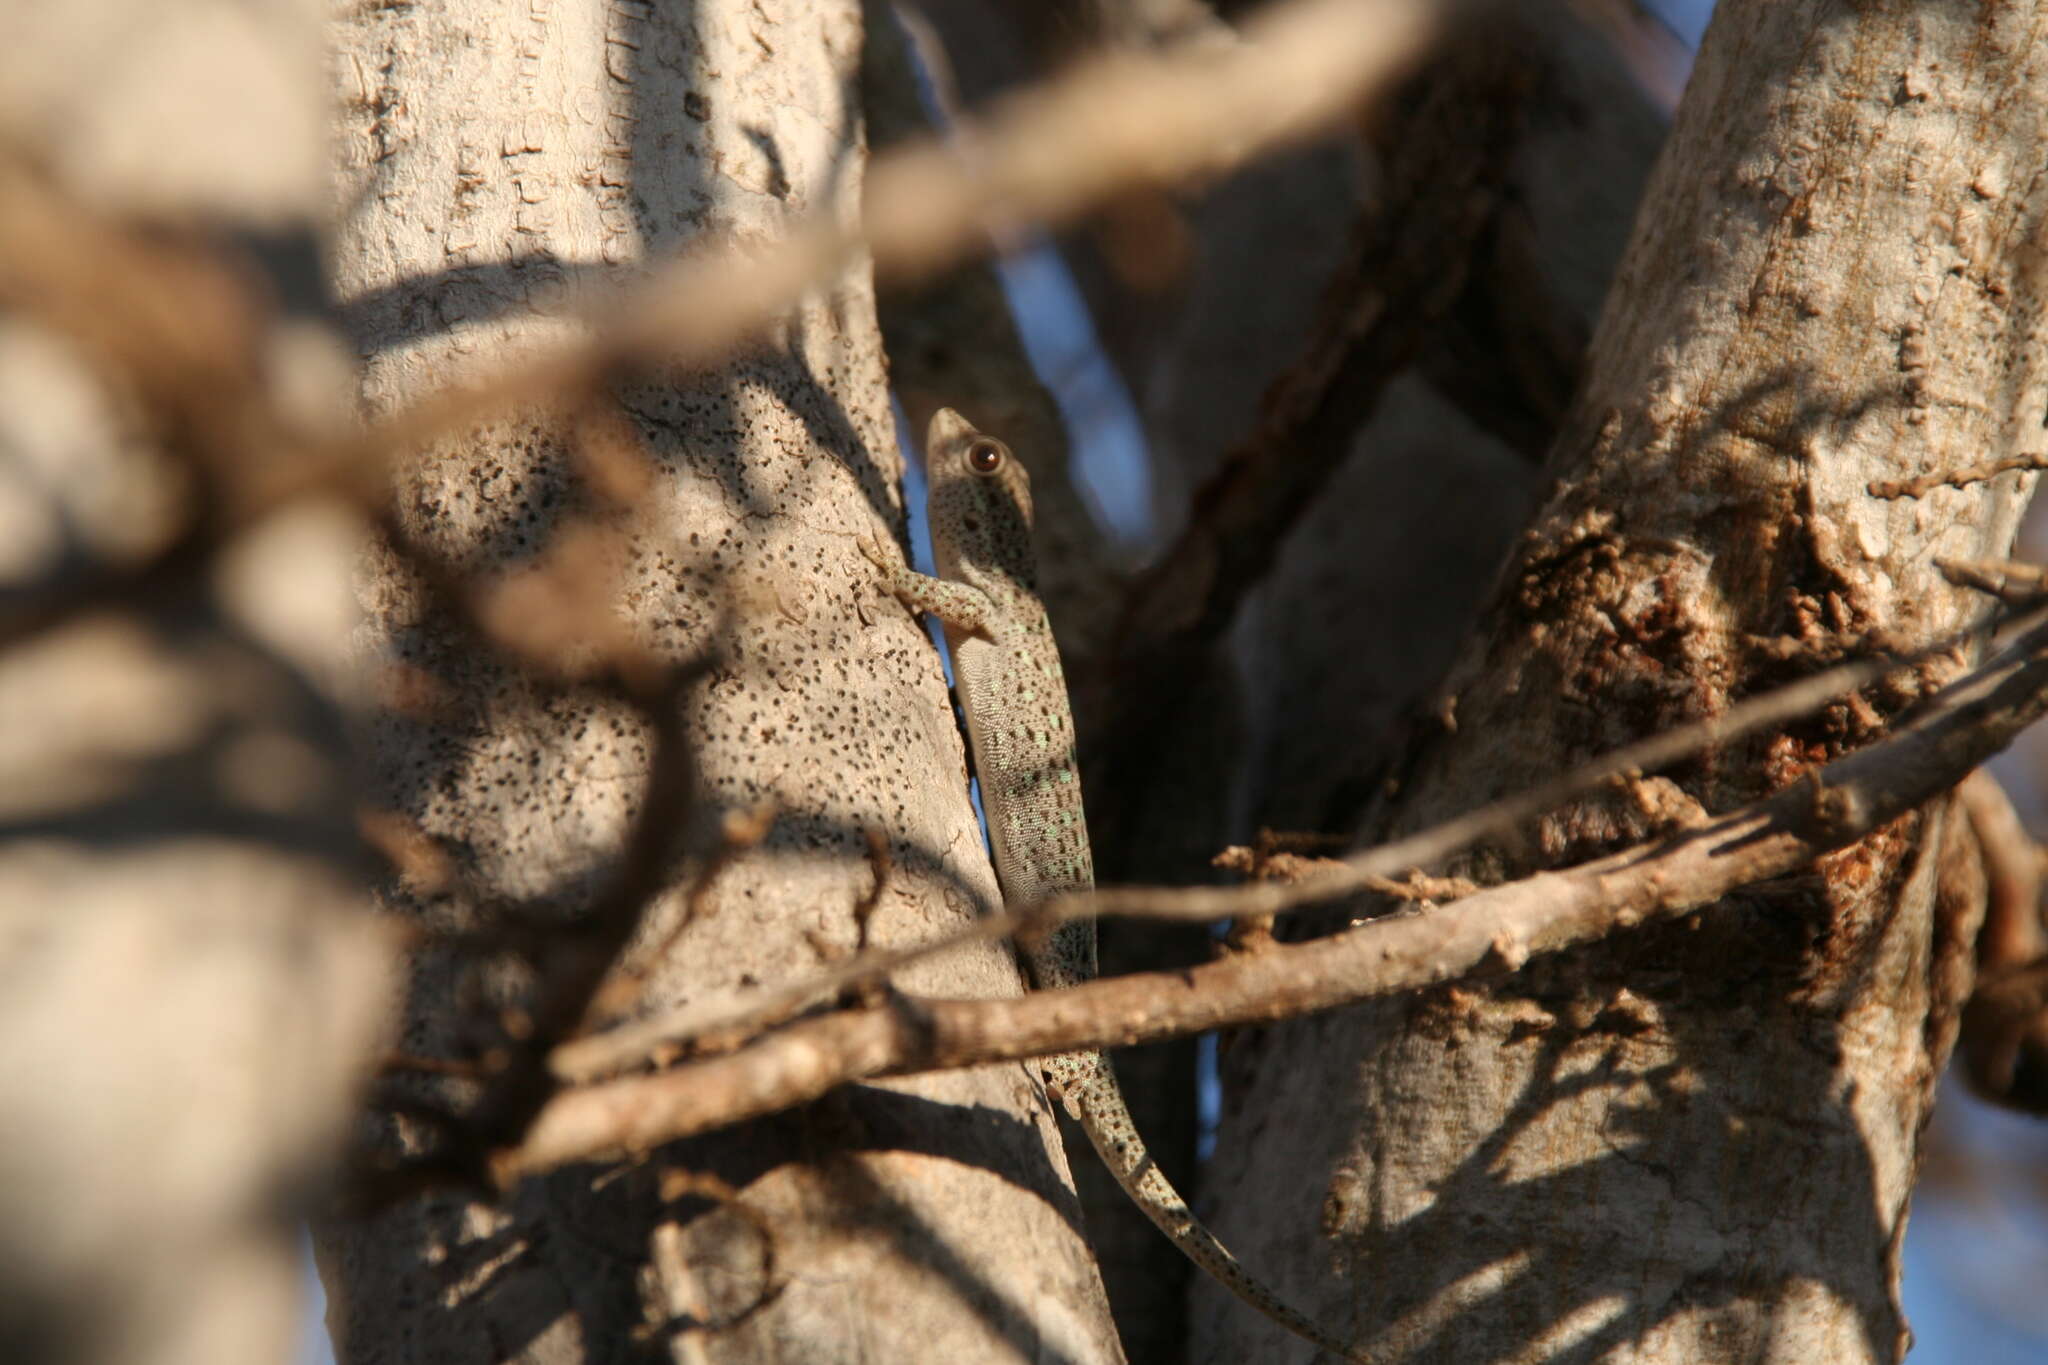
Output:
[858, 533, 1003, 642]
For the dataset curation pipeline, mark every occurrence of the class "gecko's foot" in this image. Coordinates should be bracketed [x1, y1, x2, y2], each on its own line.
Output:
[1043, 1084, 1086, 1123]
[855, 531, 907, 579]
[1039, 1060, 1090, 1121]
[854, 532, 884, 568]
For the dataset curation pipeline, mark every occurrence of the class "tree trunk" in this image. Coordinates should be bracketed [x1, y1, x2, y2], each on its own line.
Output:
[315, 2, 1122, 1362]
[1202, 2, 2048, 1360]
[0, 5, 391, 1365]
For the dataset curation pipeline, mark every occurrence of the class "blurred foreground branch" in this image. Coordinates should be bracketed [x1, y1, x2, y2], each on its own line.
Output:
[256, 0, 1439, 525]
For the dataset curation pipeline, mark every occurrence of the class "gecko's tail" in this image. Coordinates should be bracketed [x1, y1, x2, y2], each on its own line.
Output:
[1062, 1050, 1371, 1364]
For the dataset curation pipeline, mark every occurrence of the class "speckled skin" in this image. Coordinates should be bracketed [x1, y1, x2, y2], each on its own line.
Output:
[869, 409, 1364, 1362]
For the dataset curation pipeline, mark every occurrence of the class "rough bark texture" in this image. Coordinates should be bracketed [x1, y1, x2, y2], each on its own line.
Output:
[315, 3, 1121, 1362]
[1202, 2, 2048, 1362]
[0, 5, 391, 1365]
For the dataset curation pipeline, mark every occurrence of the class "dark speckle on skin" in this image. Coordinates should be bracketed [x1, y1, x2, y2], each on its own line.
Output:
[866, 409, 1354, 1357]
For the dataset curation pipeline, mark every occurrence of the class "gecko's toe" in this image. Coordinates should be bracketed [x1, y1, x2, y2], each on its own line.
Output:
[855, 532, 897, 573]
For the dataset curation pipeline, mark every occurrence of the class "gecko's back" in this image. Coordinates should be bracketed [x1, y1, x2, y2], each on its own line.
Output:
[902, 408, 1363, 1362]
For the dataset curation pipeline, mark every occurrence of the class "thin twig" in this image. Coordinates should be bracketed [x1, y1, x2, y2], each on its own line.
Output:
[500, 609, 2048, 1177]
[1939, 555, 2048, 606]
[553, 598, 2033, 1083]
[648, 1222, 714, 1365]
[1869, 454, 2048, 500]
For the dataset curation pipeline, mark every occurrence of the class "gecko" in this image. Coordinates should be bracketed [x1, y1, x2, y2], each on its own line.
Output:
[863, 407, 1366, 1362]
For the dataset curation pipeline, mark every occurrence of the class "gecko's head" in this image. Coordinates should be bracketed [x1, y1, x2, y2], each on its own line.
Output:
[924, 407, 1036, 585]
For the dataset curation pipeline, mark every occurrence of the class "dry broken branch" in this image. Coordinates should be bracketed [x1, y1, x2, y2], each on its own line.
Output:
[1869, 454, 2048, 500]
[498, 607, 2048, 1179]
[552, 595, 2032, 1085]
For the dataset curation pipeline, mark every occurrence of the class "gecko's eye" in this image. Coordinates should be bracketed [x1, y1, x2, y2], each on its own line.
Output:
[965, 438, 1006, 475]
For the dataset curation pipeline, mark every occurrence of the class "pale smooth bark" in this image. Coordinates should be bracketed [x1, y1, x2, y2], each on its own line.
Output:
[315, 2, 1121, 1362]
[1203, 2, 2048, 1362]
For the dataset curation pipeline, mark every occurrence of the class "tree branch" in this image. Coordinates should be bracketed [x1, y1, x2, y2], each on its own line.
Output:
[553, 590, 2031, 1089]
[495, 607, 2048, 1181]
[1082, 30, 1545, 858]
